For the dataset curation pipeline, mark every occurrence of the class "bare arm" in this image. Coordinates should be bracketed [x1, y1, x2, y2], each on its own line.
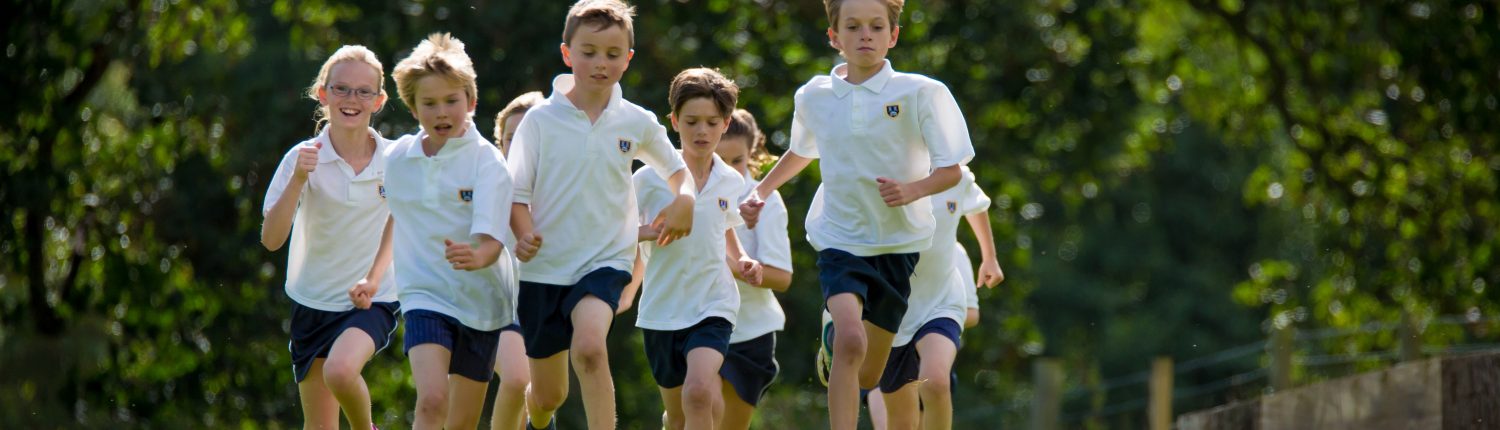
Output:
[510, 203, 543, 262]
[753, 152, 813, 201]
[620, 248, 644, 315]
[878, 164, 963, 207]
[260, 178, 305, 251]
[964, 209, 1005, 287]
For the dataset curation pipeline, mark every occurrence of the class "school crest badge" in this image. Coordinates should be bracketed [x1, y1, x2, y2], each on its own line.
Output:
[946, 200, 957, 214]
[885, 103, 901, 118]
[459, 189, 474, 202]
[619, 139, 633, 152]
[378, 183, 386, 199]
[719, 198, 730, 211]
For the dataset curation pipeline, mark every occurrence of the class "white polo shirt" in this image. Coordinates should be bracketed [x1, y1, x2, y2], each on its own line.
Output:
[729, 176, 791, 343]
[263, 127, 399, 312]
[894, 167, 990, 347]
[633, 155, 744, 331]
[958, 242, 979, 310]
[385, 122, 518, 331]
[790, 60, 975, 256]
[508, 74, 687, 285]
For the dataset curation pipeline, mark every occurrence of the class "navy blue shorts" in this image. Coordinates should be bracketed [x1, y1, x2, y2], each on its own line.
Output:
[719, 332, 779, 406]
[517, 267, 631, 359]
[642, 317, 734, 389]
[289, 301, 400, 383]
[878, 318, 962, 393]
[402, 309, 503, 382]
[817, 249, 919, 333]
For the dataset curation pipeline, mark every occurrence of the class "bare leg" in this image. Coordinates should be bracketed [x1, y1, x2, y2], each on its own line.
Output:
[570, 296, 617, 429]
[322, 328, 378, 430]
[826, 293, 866, 430]
[298, 358, 340, 430]
[409, 344, 453, 430]
[524, 351, 569, 428]
[490, 331, 530, 430]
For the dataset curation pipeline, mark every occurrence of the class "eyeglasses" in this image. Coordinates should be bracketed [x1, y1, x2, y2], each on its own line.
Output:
[327, 84, 380, 100]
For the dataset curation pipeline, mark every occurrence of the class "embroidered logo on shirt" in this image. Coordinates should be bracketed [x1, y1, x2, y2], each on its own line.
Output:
[618, 139, 633, 153]
[458, 189, 474, 202]
[946, 200, 957, 214]
[885, 103, 901, 118]
[378, 182, 386, 199]
[719, 198, 730, 211]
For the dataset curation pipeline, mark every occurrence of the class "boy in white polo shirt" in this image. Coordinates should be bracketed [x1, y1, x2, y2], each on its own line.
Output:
[739, 0, 975, 427]
[878, 166, 1001, 429]
[386, 33, 519, 430]
[633, 67, 761, 430]
[506, 1, 696, 428]
[261, 45, 399, 430]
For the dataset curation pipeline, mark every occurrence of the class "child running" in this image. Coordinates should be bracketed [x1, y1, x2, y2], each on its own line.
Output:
[507, 1, 696, 428]
[740, 0, 975, 427]
[633, 67, 761, 430]
[487, 90, 545, 430]
[713, 109, 794, 430]
[386, 33, 519, 430]
[261, 44, 399, 430]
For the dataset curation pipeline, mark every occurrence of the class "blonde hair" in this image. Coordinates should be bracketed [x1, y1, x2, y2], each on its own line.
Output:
[823, 0, 904, 26]
[724, 109, 777, 178]
[494, 91, 545, 143]
[306, 45, 387, 134]
[392, 33, 478, 114]
[563, 0, 637, 48]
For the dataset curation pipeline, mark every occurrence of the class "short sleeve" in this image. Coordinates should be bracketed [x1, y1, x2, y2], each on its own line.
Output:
[633, 167, 667, 225]
[918, 83, 975, 168]
[788, 90, 819, 159]
[471, 145, 516, 251]
[957, 168, 992, 216]
[637, 118, 687, 181]
[507, 112, 541, 205]
[262, 144, 304, 215]
[752, 191, 794, 273]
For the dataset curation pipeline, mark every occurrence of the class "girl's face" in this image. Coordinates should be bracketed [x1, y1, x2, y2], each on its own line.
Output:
[412, 74, 476, 142]
[670, 97, 730, 159]
[500, 113, 525, 156]
[320, 61, 385, 130]
[715, 135, 752, 177]
[828, 0, 899, 69]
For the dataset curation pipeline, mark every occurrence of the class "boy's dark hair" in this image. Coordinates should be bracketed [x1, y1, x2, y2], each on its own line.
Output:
[563, 0, 637, 48]
[667, 68, 738, 118]
[823, 0, 904, 26]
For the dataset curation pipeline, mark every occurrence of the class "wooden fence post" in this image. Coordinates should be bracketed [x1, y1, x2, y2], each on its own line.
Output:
[1149, 357, 1173, 430]
[1031, 358, 1062, 430]
[1270, 325, 1294, 391]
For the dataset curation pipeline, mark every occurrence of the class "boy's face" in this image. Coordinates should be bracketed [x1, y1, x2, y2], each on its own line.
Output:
[412, 74, 476, 141]
[827, 0, 899, 68]
[715, 135, 752, 176]
[670, 97, 730, 158]
[499, 113, 525, 156]
[560, 24, 634, 93]
[320, 62, 385, 130]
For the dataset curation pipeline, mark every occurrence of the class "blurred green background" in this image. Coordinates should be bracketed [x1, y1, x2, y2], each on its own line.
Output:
[3, 0, 1497, 428]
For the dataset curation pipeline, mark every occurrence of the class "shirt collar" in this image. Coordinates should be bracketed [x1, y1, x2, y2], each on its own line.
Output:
[548, 74, 624, 114]
[830, 59, 895, 98]
[406, 120, 480, 159]
[315, 126, 386, 164]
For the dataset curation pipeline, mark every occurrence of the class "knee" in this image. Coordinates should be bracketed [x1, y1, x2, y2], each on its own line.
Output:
[530, 384, 567, 411]
[919, 377, 952, 402]
[320, 358, 360, 388]
[415, 390, 448, 417]
[832, 331, 867, 364]
[499, 374, 530, 398]
[570, 343, 608, 374]
[681, 379, 715, 411]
